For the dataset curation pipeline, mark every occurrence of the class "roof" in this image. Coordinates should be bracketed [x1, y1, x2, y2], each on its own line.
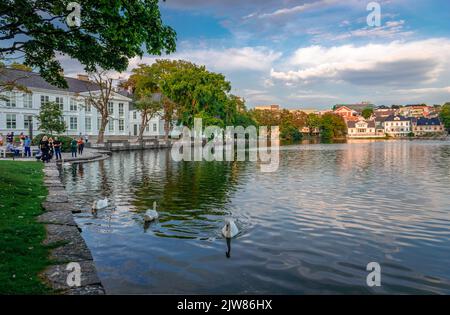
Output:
[347, 120, 375, 128]
[384, 114, 411, 122]
[335, 103, 374, 112]
[416, 117, 442, 126]
[0, 68, 100, 93]
[0, 68, 132, 99]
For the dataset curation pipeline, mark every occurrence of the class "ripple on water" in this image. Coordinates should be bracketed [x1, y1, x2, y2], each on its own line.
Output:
[62, 142, 450, 294]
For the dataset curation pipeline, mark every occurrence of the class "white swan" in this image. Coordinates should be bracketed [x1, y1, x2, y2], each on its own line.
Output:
[222, 219, 239, 239]
[144, 201, 159, 222]
[95, 198, 108, 210]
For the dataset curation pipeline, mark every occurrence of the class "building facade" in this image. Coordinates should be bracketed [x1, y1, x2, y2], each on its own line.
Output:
[347, 118, 384, 138]
[412, 117, 446, 136]
[383, 115, 411, 137]
[0, 69, 152, 139]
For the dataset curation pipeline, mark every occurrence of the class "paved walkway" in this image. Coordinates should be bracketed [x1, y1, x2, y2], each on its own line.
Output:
[39, 161, 105, 294]
[0, 148, 110, 163]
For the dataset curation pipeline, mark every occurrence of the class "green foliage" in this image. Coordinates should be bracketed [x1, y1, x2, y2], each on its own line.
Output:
[36, 101, 66, 135]
[1, 0, 176, 88]
[440, 103, 450, 130]
[320, 113, 347, 140]
[280, 123, 302, 141]
[124, 60, 255, 131]
[362, 108, 374, 119]
[32, 134, 73, 152]
[0, 161, 53, 294]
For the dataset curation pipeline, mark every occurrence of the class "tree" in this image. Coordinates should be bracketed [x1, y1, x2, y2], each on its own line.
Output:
[440, 103, 450, 131]
[1, 0, 176, 88]
[85, 71, 114, 144]
[306, 113, 321, 136]
[37, 101, 66, 135]
[362, 108, 374, 119]
[320, 113, 347, 140]
[159, 61, 231, 128]
[135, 96, 161, 141]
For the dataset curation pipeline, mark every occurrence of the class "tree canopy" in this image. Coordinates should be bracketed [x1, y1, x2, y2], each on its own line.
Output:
[0, 0, 176, 88]
[440, 103, 450, 130]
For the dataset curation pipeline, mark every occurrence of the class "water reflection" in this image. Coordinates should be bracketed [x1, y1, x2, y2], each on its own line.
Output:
[61, 141, 450, 294]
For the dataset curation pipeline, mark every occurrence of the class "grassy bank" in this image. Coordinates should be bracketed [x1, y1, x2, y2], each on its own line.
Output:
[0, 161, 52, 294]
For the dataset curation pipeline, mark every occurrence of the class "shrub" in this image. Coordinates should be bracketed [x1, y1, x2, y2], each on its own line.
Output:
[32, 134, 74, 152]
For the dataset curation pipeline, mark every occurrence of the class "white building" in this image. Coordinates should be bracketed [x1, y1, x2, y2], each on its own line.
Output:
[383, 115, 411, 137]
[0, 68, 139, 138]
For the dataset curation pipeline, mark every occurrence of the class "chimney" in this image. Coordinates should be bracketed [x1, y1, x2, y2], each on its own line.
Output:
[77, 74, 89, 81]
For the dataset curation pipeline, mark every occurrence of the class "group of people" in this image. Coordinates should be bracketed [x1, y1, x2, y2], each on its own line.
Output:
[0, 132, 32, 157]
[38, 136, 63, 162]
[0, 131, 88, 161]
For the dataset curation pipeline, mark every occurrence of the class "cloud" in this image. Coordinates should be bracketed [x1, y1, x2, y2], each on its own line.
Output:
[256, 0, 339, 19]
[128, 46, 282, 73]
[270, 39, 450, 86]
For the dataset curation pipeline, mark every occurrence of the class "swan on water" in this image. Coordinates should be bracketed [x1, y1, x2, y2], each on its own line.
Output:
[144, 201, 159, 222]
[94, 198, 108, 210]
[222, 219, 239, 239]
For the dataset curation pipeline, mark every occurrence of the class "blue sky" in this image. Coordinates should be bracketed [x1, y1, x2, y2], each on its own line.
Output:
[65, 0, 450, 109]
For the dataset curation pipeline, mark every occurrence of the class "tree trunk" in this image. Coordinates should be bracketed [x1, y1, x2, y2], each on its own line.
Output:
[138, 112, 148, 142]
[97, 117, 108, 144]
[164, 119, 170, 141]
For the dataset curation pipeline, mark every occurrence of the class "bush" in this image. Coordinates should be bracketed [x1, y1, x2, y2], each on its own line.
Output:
[32, 134, 74, 152]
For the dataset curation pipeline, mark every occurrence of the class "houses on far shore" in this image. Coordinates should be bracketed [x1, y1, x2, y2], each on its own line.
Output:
[254, 101, 447, 139]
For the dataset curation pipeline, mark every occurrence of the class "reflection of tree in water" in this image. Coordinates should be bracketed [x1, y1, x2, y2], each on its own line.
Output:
[132, 152, 247, 239]
[97, 159, 113, 198]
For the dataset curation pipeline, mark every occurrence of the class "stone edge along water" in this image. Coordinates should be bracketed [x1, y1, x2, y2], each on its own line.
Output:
[38, 162, 105, 295]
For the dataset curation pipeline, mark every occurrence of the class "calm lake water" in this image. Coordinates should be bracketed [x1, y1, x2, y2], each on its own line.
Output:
[61, 140, 450, 294]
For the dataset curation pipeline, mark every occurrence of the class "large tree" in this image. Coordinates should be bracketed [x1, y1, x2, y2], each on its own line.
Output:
[84, 71, 114, 144]
[0, 0, 176, 88]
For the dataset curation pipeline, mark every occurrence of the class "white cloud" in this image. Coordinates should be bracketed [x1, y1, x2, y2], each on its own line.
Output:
[129, 46, 282, 74]
[270, 39, 450, 86]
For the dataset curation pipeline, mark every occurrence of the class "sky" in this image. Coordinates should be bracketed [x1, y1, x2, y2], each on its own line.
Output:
[61, 0, 450, 109]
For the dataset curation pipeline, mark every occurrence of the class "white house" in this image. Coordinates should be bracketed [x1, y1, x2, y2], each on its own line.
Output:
[0, 68, 134, 138]
[383, 115, 411, 137]
[347, 118, 384, 138]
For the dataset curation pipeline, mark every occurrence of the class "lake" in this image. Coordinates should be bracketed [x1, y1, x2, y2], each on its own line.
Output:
[61, 140, 450, 294]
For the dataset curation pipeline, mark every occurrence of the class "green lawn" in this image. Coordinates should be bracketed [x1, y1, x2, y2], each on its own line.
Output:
[0, 161, 53, 294]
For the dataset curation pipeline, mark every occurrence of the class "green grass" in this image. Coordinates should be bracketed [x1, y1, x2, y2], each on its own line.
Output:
[0, 161, 53, 294]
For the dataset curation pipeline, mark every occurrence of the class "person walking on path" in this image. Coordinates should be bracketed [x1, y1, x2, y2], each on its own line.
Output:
[39, 136, 50, 163]
[77, 137, 84, 155]
[24, 136, 32, 157]
[53, 137, 62, 160]
[70, 138, 78, 158]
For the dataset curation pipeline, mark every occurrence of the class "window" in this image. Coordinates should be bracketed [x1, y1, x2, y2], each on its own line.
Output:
[70, 117, 78, 130]
[146, 124, 149, 132]
[5, 92, 16, 107]
[153, 123, 157, 132]
[98, 118, 102, 130]
[133, 111, 137, 120]
[85, 117, 92, 131]
[119, 103, 124, 116]
[55, 97, 64, 110]
[70, 98, 77, 111]
[108, 102, 114, 114]
[108, 120, 114, 132]
[119, 119, 124, 132]
[6, 114, 16, 129]
[40, 95, 49, 106]
[85, 103, 91, 112]
[24, 115, 33, 129]
[23, 93, 32, 108]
